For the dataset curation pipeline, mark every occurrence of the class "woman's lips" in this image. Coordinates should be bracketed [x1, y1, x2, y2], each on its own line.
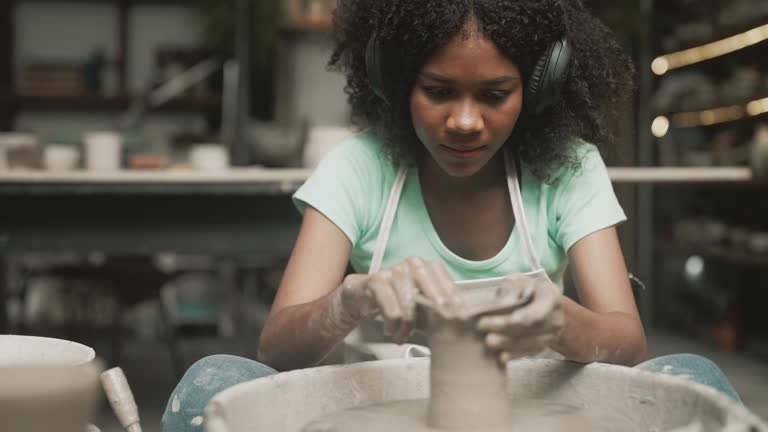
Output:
[440, 144, 487, 160]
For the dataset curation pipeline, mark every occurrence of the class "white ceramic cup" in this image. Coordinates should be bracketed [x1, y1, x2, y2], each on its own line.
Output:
[84, 131, 122, 171]
[190, 144, 229, 171]
[44, 144, 80, 171]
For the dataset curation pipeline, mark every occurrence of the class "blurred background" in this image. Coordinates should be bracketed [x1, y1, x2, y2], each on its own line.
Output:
[0, 0, 767, 430]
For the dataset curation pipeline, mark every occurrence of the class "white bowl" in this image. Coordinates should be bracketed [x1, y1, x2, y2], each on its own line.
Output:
[44, 145, 80, 171]
[0, 335, 101, 432]
[0, 334, 95, 366]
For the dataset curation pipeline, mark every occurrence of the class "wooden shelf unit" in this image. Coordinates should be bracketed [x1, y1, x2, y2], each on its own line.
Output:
[1, 0, 216, 130]
[644, 3, 768, 340]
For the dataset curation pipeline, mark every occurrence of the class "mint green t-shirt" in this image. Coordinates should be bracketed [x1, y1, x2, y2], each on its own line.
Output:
[293, 133, 626, 288]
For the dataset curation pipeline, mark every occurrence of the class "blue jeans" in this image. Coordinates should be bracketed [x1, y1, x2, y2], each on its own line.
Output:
[635, 353, 741, 402]
[161, 353, 740, 431]
[162, 355, 278, 432]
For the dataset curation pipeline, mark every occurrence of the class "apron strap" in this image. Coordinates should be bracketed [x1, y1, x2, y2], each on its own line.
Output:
[370, 153, 542, 274]
[369, 166, 409, 274]
[504, 151, 543, 271]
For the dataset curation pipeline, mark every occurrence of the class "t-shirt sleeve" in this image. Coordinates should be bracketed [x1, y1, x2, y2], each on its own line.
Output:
[292, 136, 382, 246]
[552, 144, 627, 252]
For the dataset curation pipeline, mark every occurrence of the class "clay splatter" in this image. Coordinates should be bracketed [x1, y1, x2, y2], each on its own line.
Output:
[191, 416, 203, 426]
[193, 368, 215, 388]
[172, 395, 180, 413]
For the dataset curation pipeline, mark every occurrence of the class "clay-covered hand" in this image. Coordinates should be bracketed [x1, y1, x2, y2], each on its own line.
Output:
[475, 273, 564, 364]
[336, 257, 461, 344]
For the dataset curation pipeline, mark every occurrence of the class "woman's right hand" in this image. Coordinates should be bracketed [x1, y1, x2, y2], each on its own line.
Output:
[336, 257, 460, 344]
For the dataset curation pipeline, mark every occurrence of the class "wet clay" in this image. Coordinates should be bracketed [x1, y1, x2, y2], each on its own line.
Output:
[422, 280, 536, 429]
[303, 282, 549, 432]
[426, 317, 512, 429]
[303, 398, 638, 432]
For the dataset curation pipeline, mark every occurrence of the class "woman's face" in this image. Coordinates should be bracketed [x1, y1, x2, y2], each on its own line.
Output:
[410, 33, 523, 178]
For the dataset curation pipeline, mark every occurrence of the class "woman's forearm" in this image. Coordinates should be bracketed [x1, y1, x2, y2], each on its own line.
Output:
[257, 288, 361, 371]
[551, 296, 647, 366]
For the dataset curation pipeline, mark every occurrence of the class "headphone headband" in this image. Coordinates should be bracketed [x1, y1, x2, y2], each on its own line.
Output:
[366, 32, 572, 114]
[366, 32, 387, 101]
[523, 35, 572, 114]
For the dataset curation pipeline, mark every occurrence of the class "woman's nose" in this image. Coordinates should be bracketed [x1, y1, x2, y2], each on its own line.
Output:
[446, 99, 484, 134]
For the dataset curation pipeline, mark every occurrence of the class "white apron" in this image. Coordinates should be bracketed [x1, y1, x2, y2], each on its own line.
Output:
[343, 151, 561, 362]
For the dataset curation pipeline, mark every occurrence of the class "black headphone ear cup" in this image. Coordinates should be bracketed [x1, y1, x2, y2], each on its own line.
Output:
[366, 32, 387, 101]
[524, 36, 572, 115]
[524, 53, 548, 113]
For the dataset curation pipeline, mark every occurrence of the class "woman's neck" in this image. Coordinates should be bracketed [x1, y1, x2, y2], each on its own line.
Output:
[420, 151, 507, 199]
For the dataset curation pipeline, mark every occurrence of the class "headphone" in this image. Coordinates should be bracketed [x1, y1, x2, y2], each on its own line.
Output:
[365, 32, 572, 115]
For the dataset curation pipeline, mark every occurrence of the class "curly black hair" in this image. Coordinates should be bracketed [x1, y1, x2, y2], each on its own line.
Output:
[328, 0, 635, 181]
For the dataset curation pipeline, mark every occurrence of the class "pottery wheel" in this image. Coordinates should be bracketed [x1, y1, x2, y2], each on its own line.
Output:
[302, 398, 641, 432]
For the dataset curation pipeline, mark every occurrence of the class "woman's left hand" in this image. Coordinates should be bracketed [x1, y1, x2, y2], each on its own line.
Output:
[475, 273, 564, 365]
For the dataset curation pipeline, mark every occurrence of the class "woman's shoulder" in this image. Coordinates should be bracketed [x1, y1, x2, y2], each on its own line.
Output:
[543, 140, 626, 251]
[325, 131, 393, 170]
[547, 139, 607, 187]
[565, 138, 603, 169]
[572, 139, 605, 167]
[307, 131, 398, 202]
[520, 139, 604, 188]
[293, 132, 396, 245]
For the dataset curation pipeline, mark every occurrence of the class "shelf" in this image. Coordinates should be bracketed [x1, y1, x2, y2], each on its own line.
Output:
[655, 95, 768, 129]
[14, 92, 221, 112]
[0, 168, 312, 195]
[606, 166, 764, 184]
[656, 241, 768, 269]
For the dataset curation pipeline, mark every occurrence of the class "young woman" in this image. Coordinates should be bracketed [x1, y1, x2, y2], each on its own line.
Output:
[162, 1, 740, 430]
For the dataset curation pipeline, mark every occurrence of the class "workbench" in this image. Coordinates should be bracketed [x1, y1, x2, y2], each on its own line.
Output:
[0, 168, 312, 332]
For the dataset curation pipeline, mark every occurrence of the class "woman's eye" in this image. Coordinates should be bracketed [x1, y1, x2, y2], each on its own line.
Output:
[482, 90, 511, 103]
[422, 86, 454, 100]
